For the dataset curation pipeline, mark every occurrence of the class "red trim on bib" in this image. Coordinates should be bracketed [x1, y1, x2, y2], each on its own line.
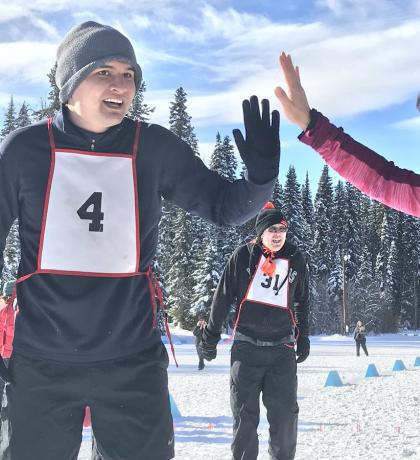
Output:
[52, 148, 134, 158]
[132, 122, 141, 272]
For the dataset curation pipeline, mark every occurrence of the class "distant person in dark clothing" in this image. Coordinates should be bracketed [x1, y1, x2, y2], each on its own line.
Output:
[354, 321, 369, 356]
[193, 318, 207, 370]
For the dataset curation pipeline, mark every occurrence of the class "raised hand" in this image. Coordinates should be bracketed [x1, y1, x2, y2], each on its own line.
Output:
[275, 52, 311, 131]
[233, 95, 280, 184]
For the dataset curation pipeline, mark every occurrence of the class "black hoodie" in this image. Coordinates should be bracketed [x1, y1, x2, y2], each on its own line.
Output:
[0, 108, 275, 362]
[208, 241, 310, 342]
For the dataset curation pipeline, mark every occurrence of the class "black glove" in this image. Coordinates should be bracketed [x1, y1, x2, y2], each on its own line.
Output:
[199, 326, 221, 362]
[233, 95, 280, 184]
[296, 335, 310, 363]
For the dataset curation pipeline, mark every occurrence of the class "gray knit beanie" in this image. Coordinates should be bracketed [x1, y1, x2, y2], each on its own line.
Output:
[56, 21, 142, 103]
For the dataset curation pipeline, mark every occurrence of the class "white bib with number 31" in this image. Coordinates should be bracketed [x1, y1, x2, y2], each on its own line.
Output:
[40, 151, 138, 274]
[244, 256, 289, 308]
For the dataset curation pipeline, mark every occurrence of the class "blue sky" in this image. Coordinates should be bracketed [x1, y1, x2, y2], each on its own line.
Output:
[1, 0, 419, 191]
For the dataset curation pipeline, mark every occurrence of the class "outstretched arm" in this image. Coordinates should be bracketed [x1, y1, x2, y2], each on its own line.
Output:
[274, 52, 420, 217]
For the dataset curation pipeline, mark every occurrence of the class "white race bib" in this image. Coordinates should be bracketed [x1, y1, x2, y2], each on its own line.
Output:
[40, 150, 138, 274]
[244, 256, 289, 308]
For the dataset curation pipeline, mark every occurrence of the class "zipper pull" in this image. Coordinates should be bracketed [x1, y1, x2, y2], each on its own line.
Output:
[90, 139, 96, 151]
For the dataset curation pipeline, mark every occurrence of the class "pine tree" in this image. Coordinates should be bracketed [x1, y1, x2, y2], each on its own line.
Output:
[190, 133, 239, 320]
[399, 214, 420, 328]
[272, 178, 283, 210]
[326, 248, 343, 333]
[16, 102, 32, 129]
[301, 173, 314, 232]
[32, 63, 61, 120]
[166, 210, 195, 327]
[164, 87, 201, 328]
[349, 244, 381, 330]
[332, 181, 346, 251]
[1, 96, 21, 288]
[128, 81, 155, 122]
[311, 165, 334, 333]
[300, 172, 315, 330]
[2, 101, 32, 288]
[47, 62, 61, 115]
[192, 241, 221, 319]
[169, 87, 199, 153]
[282, 166, 305, 248]
[384, 239, 400, 331]
[2, 223, 20, 286]
[342, 183, 362, 279]
[375, 210, 393, 290]
[1, 96, 17, 140]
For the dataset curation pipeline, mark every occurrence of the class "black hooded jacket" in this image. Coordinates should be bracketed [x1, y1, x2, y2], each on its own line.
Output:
[208, 241, 310, 342]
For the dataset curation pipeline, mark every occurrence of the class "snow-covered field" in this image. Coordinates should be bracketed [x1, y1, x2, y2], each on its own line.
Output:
[78, 331, 420, 460]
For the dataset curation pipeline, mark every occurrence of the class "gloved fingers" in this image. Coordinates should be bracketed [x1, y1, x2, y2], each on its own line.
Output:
[241, 98, 252, 139]
[261, 98, 270, 127]
[249, 95, 261, 121]
[232, 129, 247, 156]
[271, 109, 280, 141]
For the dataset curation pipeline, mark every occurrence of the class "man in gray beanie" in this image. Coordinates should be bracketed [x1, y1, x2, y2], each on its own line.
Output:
[56, 21, 142, 103]
[0, 20, 281, 459]
[201, 201, 310, 460]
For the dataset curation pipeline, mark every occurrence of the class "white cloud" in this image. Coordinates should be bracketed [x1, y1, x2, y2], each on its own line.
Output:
[0, 4, 29, 22]
[315, 0, 405, 20]
[166, 4, 271, 44]
[0, 42, 56, 85]
[30, 18, 61, 40]
[392, 115, 420, 130]
[132, 15, 152, 30]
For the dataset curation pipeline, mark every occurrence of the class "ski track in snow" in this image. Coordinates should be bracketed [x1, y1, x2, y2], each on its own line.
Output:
[78, 333, 420, 460]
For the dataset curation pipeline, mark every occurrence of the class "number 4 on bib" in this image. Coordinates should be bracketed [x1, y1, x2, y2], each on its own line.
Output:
[77, 192, 104, 232]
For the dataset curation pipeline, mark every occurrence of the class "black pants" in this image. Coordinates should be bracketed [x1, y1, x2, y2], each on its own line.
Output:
[195, 341, 205, 370]
[2, 343, 174, 460]
[230, 342, 298, 460]
[356, 338, 368, 356]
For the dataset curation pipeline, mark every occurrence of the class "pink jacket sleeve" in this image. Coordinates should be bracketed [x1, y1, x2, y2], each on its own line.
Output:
[299, 111, 420, 217]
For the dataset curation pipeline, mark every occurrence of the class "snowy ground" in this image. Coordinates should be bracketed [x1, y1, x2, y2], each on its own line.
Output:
[78, 331, 420, 460]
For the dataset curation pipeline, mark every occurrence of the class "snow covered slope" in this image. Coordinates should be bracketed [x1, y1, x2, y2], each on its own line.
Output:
[78, 333, 420, 460]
